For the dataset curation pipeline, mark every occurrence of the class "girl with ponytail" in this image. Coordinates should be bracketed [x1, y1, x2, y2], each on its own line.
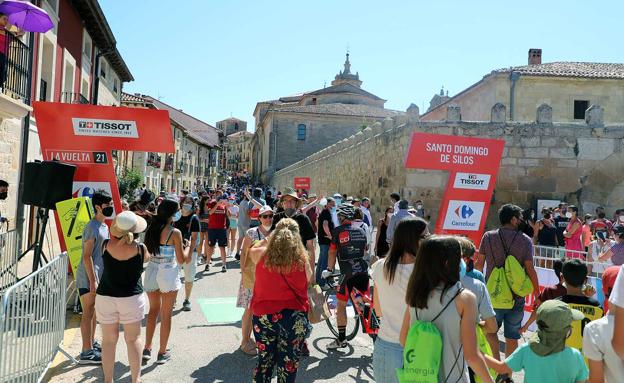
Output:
[142, 199, 190, 364]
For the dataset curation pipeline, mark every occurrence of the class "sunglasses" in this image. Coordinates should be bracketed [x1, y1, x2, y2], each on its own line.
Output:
[260, 214, 274, 219]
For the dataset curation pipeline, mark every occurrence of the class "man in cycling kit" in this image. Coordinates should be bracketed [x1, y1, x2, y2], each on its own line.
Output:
[323, 204, 369, 350]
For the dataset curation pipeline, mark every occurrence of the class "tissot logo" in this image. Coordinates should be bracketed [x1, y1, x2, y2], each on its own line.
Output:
[72, 118, 139, 138]
[453, 172, 491, 191]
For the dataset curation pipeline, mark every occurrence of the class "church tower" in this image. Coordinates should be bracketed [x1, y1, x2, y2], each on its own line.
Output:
[331, 52, 363, 88]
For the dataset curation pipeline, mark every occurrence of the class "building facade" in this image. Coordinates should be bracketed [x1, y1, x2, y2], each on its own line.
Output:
[0, 0, 132, 246]
[422, 49, 624, 123]
[224, 131, 253, 174]
[251, 54, 403, 183]
[216, 117, 247, 137]
[121, 93, 221, 194]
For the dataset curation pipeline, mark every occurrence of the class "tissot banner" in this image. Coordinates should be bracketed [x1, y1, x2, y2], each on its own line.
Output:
[404, 132, 505, 246]
[33, 102, 174, 251]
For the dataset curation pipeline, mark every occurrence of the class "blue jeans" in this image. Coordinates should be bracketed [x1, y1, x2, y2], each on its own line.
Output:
[494, 298, 525, 340]
[373, 337, 403, 383]
[316, 244, 329, 286]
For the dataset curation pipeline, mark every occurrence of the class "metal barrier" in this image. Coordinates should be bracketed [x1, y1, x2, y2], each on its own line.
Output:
[0, 252, 76, 383]
[0, 230, 19, 293]
[533, 245, 613, 278]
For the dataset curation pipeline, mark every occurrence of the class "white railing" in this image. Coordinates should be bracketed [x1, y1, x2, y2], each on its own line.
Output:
[0, 230, 19, 293]
[0, 253, 76, 382]
[533, 245, 614, 278]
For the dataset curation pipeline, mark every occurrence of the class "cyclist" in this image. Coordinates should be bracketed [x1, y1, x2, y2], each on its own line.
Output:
[322, 203, 369, 350]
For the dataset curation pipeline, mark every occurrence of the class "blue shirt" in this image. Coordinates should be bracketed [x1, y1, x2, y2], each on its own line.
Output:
[505, 343, 589, 383]
[466, 269, 485, 283]
[386, 209, 414, 244]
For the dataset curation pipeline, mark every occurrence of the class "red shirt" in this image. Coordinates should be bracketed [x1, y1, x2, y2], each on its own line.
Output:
[207, 200, 227, 229]
[252, 258, 309, 316]
[0, 29, 7, 55]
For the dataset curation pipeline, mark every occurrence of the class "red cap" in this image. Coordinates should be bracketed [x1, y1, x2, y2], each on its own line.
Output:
[602, 266, 621, 312]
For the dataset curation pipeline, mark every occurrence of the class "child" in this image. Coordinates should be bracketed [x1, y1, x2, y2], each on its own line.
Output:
[520, 258, 566, 334]
[582, 266, 623, 383]
[486, 300, 589, 383]
[556, 259, 603, 352]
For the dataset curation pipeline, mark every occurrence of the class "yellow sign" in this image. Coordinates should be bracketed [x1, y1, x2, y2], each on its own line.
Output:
[55, 197, 93, 279]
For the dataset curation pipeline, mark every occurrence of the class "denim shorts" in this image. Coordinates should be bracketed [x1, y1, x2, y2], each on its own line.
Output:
[494, 298, 525, 340]
[144, 260, 182, 293]
[373, 337, 403, 383]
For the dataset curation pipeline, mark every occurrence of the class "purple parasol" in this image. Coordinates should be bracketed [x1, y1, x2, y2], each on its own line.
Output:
[0, 0, 53, 33]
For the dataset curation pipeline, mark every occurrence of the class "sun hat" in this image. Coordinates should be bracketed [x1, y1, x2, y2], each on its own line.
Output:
[528, 300, 584, 356]
[280, 187, 300, 201]
[110, 211, 148, 238]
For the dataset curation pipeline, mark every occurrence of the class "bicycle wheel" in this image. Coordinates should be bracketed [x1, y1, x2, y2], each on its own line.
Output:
[324, 289, 360, 341]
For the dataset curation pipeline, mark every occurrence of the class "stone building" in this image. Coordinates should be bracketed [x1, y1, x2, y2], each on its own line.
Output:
[272, 103, 624, 230]
[121, 93, 221, 193]
[422, 49, 624, 123]
[251, 53, 403, 183]
[217, 117, 247, 137]
[224, 131, 253, 174]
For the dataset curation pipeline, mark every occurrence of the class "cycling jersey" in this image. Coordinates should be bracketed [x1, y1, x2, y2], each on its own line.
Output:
[330, 223, 368, 276]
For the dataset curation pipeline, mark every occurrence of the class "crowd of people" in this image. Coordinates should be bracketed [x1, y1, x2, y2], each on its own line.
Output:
[74, 182, 624, 383]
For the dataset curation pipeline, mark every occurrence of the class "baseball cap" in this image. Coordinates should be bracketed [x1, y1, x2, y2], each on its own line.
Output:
[398, 200, 409, 209]
[259, 205, 273, 216]
[110, 211, 147, 238]
[529, 300, 584, 356]
[602, 266, 621, 312]
[333, 193, 342, 198]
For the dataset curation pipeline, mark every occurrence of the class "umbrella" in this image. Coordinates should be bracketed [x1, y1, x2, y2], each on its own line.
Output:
[0, 0, 53, 33]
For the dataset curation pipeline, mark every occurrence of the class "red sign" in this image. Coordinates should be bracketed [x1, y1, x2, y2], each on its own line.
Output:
[294, 177, 311, 190]
[404, 133, 505, 246]
[33, 102, 174, 251]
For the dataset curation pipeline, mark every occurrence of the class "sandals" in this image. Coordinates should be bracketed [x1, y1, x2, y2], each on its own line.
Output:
[239, 340, 257, 355]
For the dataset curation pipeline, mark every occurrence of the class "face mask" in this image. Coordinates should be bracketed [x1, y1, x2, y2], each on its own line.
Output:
[619, 215, 624, 224]
[387, 213, 393, 220]
[565, 212, 573, 219]
[172, 211, 182, 222]
[284, 208, 296, 217]
[0, 192, 7, 200]
[530, 213, 535, 220]
[416, 204, 423, 210]
[182, 204, 192, 212]
[261, 224, 272, 231]
[102, 206, 114, 217]
[459, 259, 467, 280]
[335, 198, 342, 206]
[331, 207, 337, 214]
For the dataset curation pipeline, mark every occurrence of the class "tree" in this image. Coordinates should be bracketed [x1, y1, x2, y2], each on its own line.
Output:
[117, 167, 143, 201]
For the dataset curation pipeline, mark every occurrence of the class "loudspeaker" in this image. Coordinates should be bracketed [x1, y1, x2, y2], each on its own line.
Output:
[22, 161, 76, 210]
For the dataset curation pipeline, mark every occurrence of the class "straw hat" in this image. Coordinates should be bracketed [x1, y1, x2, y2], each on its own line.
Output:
[110, 211, 148, 238]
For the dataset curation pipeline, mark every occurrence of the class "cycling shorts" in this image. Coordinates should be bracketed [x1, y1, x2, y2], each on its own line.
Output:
[336, 273, 369, 302]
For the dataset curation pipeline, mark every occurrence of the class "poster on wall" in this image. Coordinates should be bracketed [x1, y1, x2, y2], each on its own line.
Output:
[404, 132, 505, 246]
[294, 177, 311, 191]
[32, 102, 174, 252]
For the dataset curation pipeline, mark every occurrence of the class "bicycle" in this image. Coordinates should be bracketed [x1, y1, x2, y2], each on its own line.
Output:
[322, 272, 379, 342]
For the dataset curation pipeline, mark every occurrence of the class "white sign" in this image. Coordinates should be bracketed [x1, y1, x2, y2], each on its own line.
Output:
[72, 181, 113, 199]
[72, 118, 139, 138]
[442, 200, 485, 231]
[452, 172, 491, 190]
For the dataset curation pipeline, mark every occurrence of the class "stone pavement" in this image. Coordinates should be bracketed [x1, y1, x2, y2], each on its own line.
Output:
[44, 245, 524, 382]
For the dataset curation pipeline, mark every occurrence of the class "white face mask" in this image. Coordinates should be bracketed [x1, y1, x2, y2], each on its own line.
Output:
[565, 212, 573, 219]
[416, 204, 423, 210]
[619, 215, 624, 223]
[261, 224, 272, 231]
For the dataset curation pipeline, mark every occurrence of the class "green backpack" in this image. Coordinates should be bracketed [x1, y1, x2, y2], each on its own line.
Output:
[397, 289, 463, 383]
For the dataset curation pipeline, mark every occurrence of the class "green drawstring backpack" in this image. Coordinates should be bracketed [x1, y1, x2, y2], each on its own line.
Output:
[397, 288, 464, 383]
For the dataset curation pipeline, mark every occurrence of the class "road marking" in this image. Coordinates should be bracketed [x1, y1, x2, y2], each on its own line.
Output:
[198, 297, 245, 324]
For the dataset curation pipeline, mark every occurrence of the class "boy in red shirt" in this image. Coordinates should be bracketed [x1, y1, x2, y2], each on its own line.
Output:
[206, 196, 230, 273]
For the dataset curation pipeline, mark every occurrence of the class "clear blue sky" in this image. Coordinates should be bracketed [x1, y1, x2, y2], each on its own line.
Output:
[100, 0, 623, 130]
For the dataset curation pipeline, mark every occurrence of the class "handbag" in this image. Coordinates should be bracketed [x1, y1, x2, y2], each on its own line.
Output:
[280, 273, 330, 324]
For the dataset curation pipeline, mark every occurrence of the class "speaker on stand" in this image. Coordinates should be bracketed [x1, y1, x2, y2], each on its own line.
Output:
[20, 160, 76, 273]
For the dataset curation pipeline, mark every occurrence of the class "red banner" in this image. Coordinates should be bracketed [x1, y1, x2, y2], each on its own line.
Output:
[33, 102, 174, 250]
[294, 177, 311, 190]
[404, 133, 504, 246]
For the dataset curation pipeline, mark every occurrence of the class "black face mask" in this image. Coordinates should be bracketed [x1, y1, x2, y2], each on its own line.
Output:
[102, 206, 114, 217]
[0, 192, 7, 200]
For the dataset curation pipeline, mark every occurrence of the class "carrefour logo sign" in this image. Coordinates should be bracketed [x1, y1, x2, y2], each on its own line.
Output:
[443, 200, 485, 232]
[72, 118, 139, 138]
[453, 172, 490, 190]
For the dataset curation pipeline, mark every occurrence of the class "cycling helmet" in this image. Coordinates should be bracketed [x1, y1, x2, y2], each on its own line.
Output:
[337, 204, 355, 220]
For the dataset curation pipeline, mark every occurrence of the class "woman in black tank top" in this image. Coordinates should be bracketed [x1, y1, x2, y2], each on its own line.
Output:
[94, 211, 148, 383]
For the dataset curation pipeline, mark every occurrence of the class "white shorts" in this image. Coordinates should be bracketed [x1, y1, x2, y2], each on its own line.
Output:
[144, 261, 182, 293]
[182, 252, 198, 283]
[95, 293, 146, 325]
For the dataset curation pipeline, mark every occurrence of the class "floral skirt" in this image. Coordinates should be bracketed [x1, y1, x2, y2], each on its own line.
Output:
[252, 309, 310, 383]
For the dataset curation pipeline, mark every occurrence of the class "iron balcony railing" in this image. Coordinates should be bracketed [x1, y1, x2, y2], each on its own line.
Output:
[60, 92, 90, 104]
[2, 31, 30, 102]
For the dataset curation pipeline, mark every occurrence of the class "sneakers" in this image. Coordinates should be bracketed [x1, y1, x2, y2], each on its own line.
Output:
[221, 265, 227, 273]
[156, 350, 171, 364]
[182, 299, 191, 311]
[326, 339, 348, 350]
[79, 349, 102, 364]
[234, 252, 240, 261]
[92, 340, 102, 353]
[204, 262, 210, 272]
[142, 348, 151, 362]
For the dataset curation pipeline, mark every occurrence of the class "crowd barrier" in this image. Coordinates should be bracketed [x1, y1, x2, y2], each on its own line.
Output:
[533, 245, 613, 278]
[0, 252, 76, 383]
[0, 230, 19, 294]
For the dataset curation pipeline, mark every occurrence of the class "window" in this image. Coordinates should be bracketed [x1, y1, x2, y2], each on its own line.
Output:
[234, 122, 239, 131]
[297, 124, 306, 140]
[574, 100, 589, 120]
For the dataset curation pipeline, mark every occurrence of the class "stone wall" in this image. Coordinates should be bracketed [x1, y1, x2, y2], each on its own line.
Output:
[273, 103, 624, 229]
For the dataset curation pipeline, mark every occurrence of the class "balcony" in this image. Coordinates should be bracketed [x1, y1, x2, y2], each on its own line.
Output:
[2, 31, 29, 102]
[61, 91, 90, 104]
[164, 155, 174, 172]
[146, 152, 162, 168]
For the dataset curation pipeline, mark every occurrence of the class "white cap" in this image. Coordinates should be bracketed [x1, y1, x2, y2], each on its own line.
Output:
[259, 205, 273, 215]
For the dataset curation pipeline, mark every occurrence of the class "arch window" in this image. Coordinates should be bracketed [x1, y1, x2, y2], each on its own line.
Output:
[297, 124, 306, 140]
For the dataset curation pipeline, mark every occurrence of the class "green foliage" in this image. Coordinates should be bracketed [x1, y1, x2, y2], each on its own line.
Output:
[117, 167, 143, 201]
